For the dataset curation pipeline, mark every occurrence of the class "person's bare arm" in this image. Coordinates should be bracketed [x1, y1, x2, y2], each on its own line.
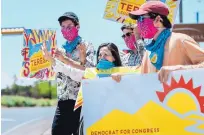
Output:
[55, 41, 95, 70]
[158, 38, 204, 83]
[41, 42, 84, 81]
[55, 46, 86, 70]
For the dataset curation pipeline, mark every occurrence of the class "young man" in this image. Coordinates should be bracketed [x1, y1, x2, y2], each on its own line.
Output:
[120, 24, 145, 66]
[51, 12, 94, 135]
[129, 1, 204, 82]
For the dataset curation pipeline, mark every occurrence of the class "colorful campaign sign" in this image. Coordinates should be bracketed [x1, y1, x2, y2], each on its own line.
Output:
[21, 29, 56, 80]
[103, 0, 181, 25]
[82, 69, 204, 135]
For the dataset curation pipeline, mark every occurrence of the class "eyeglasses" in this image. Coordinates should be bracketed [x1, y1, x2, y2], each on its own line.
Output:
[122, 32, 133, 38]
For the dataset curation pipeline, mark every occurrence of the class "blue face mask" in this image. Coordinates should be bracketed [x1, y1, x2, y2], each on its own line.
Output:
[62, 36, 81, 54]
[96, 59, 115, 70]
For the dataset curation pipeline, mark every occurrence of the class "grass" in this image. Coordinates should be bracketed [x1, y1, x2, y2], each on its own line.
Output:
[1, 95, 57, 107]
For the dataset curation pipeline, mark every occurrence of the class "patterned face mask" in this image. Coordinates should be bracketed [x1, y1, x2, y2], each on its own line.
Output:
[124, 33, 136, 50]
[61, 26, 79, 42]
[137, 18, 158, 39]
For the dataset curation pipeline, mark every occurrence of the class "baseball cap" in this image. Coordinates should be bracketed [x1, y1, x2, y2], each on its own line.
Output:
[129, 1, 169, 20]
[58, 12, 79, 24]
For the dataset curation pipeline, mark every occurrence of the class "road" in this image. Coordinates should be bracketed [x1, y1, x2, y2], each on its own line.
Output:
[1, 107, 56, 135]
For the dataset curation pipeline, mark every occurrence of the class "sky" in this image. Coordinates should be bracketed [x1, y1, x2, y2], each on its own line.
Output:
[1, 0, 204, 88]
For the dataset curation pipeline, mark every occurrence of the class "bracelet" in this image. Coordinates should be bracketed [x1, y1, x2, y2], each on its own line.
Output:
[80, 61, 86, 66]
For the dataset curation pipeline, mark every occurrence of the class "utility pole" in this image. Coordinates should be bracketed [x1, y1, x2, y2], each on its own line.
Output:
[179, 0, 183, 23]
[49, 81, 52, 99]
[196, 12, 199, 23]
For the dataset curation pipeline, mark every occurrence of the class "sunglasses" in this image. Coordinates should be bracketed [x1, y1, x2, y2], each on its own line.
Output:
[122, 32, 133, 38]
[137, 15, 151, 22]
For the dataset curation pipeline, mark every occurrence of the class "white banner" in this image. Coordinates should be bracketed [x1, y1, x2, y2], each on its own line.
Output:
[82, 69, 204, 135]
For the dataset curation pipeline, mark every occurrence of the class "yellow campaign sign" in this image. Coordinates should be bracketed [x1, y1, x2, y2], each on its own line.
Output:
[103, 0, 180, 25]
[29, 51, 51, 73]
[117, 0, 142, 16]
[82, 69, 204, 135]
[21, 29, 56, 80]
[74, 66, 141, 111]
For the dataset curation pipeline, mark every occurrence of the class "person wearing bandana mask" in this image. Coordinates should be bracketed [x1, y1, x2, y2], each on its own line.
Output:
[42, 42, 123, 84]
[120, 24, 145, 66]
[96, 43, 122, 73]
[48, 12, 94, 135]
[129, 1, 204, 83]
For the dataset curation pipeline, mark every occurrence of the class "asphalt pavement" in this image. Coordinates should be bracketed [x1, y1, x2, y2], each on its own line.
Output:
[1, 107, 56, 135]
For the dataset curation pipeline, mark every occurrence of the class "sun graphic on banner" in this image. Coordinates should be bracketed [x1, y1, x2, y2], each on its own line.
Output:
[156, 76, 204, 114]
[87, 75, 204, 135]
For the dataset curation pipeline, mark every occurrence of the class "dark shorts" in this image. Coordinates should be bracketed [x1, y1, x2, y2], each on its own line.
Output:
[52, 100, 81, 135]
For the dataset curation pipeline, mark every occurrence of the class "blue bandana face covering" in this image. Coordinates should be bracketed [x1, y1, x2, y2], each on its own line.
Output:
[62, 36, 82, 54]
[96, 59, 115, 70]
[145, 29, 171, 70]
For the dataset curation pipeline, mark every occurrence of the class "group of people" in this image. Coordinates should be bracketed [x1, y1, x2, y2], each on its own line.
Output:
[39, 1, 204, 135]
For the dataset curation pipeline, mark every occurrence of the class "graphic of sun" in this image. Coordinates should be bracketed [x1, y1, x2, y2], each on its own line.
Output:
[156, 76, 204, 114]
[87, 75, 204, 135]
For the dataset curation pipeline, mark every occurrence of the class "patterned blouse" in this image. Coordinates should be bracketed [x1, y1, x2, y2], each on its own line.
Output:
[56, 40, 94, 101]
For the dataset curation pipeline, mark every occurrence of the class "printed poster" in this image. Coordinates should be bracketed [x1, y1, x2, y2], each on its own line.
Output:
[82, 69, 204, 135]
[21, 29, 56, 80]
[103, 0, 181, 25]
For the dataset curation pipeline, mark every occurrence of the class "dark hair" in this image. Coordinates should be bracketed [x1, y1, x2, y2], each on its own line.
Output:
[59, 17, 78, 26]
[96, 43, 122, 67]
[121, 24, 134, 31]
[149, 12, 172, 28]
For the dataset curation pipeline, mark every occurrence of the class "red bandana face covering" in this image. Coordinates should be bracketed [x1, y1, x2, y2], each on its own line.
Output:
[124, 34, 136, 50]
[61, 26, 79, 41]
[138, 18, 158, 39]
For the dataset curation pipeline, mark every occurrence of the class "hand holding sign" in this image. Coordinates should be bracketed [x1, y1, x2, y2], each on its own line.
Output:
[158, 65, 184, 83]
[111, 73, 122, 83]
[77, 43, 87, 65]
[55, 48, 66, 62]
[41, 41, 52, 62]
